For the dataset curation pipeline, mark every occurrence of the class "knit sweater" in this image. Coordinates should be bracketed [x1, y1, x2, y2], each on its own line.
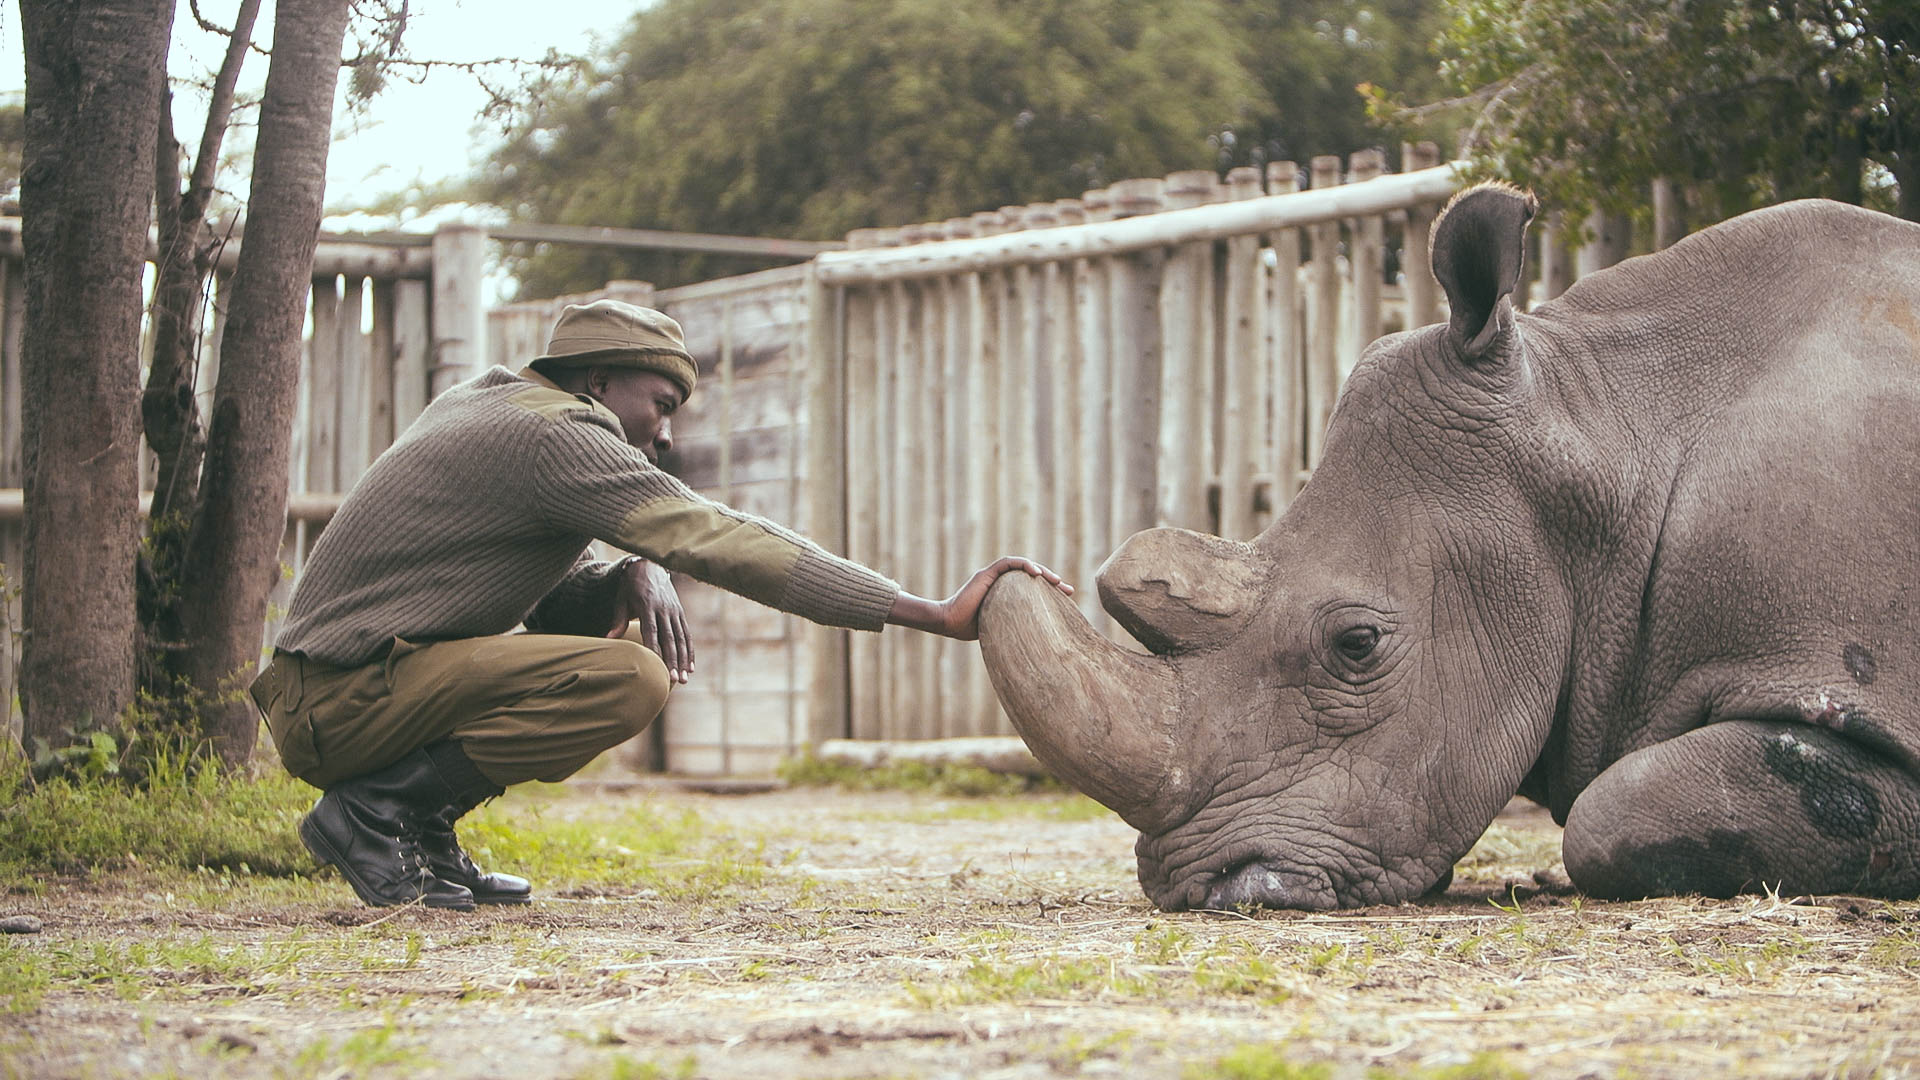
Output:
[275, 366, 900, 666]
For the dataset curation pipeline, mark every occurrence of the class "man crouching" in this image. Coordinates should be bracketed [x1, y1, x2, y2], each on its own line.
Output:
[251, 299, 1068, 909]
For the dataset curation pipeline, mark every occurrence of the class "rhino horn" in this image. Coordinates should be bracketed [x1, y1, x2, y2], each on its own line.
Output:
[978, 572, 1190, 833]
[1096, 528, 1268, 654]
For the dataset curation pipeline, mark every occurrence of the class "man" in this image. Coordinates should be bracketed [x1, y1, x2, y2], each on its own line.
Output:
[251, 298, 1069, 910]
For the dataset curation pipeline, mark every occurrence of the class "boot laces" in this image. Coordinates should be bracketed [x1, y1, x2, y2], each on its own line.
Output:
[395, 827, 434, 886]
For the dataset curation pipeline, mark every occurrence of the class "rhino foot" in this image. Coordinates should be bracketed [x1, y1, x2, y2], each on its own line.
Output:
[1564, 720, 1920, 899]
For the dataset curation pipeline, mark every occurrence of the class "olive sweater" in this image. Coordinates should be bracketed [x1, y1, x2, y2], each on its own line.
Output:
[275, 366, 900, 666]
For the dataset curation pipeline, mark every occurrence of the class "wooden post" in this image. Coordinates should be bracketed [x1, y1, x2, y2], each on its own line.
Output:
[1220, 166, 1264, 540]
[1157, 169, 1218, 531]
[367, 280, 398, 456]
[197, 271, 230, 427]
[305, 276, 341, 499]
[939, 269, 974, 733]
[430, 223, 487, 398]
[1024, 203, 1060, 569]
[911, 280, 942, 738]
[802, 265, 850, 743]
[883, 278, 912, 738]
[1539, 214, 1574, 301]
[1401, 142, 1443, 329]
[1578, 210, 1632, 277]
[391, 279, 432, 432]
[716, 300, 736, 773]
[1107, 178, 1165, 546]
[965, 264, 1000, 733]
[1048, 199, 1097, 626]
[1349, 149, 1386, 361]
[1652, 178, 1684, 251]
[1265, 161, 1305, 514]
[843, 281, 882, 739]
[1038, 208, 1078, 594]
[335, 276, 373, 485]
[1003, 259, 1035, 567]
[1306, 155, 1344, 469]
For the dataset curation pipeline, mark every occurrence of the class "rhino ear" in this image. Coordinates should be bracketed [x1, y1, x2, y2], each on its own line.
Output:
[1431, 182, 1538, 361]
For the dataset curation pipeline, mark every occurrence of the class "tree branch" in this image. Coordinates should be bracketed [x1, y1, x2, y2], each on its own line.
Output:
[187, 0, 263, 209]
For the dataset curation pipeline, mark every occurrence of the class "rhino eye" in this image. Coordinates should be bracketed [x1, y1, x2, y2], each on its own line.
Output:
[1334, 626, 1381, 662]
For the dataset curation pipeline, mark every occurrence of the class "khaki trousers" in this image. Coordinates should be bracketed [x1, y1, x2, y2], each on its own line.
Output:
[249, 633, 671, 790]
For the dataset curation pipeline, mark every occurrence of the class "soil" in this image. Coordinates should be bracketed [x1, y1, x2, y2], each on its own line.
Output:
[4, 785, 1918, 1080]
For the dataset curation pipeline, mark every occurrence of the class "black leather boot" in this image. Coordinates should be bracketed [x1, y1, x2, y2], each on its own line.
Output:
[299, 748, 475, 911]
[417, 741, 533, 905]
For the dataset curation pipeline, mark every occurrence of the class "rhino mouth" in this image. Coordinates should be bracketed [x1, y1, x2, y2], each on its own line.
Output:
[1196, 856, 1337, 913]
[1140, 827, 1456, 912]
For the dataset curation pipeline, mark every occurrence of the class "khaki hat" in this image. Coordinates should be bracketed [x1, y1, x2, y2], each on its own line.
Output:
[532, 299, 698, 399]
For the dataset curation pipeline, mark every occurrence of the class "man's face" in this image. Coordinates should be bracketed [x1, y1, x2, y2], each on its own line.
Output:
[592, 368, 685, 462]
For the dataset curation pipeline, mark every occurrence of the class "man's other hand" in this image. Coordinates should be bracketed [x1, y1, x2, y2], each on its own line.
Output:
[611, 559, 694, 683]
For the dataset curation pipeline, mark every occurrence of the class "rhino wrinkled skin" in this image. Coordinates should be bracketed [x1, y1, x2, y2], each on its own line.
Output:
[978, 184, 1920, 911]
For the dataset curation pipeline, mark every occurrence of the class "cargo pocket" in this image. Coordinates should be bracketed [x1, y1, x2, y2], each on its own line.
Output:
[382, 636, 425, 687]
[257, 655, 322, 782]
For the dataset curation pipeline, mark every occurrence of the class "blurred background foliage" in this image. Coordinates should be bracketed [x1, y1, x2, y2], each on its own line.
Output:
[463, 0, 1909, 292]
[1378, 0, 1915, 232]
[475, 0, 1453, 293]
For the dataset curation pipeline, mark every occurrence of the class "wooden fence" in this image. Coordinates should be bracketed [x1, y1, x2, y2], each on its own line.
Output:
[4, 146, 1606, 768]
[800, 147, 1465, 743]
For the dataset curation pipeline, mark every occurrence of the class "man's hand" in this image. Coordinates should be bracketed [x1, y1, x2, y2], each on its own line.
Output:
[886, 556, 1073, 641]
[610, 558, 694, 683]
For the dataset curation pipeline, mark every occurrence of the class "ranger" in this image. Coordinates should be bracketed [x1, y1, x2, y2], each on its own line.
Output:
[251, 298, 1068, 909]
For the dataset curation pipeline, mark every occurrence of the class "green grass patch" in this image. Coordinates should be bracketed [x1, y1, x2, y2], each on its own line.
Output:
[1453, 820, 1563, 880]
[0, 745, 778, 903]
[884, 792, 1112, 823]
[1184, 1044, 1331, 1080]
[1185, 1046, 1526, 1080]
[778, 752, 1063, 797]
[908, 954, 1151, 1006]
[0, 939, 50, 1013]
[1373, 1053, 1528, 1079]
[0, 753, 313, 886]
[456, 793, 772, 900]
[2, 934, 330, 1006]
[288, 1017, 423, 1077]
[583, 1055, 699, 1080]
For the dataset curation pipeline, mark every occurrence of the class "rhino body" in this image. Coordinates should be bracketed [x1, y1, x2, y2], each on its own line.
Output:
[979, 187, 1920, 910]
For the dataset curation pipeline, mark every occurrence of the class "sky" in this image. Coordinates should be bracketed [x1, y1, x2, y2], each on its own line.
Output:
[0, 0, 640, 226]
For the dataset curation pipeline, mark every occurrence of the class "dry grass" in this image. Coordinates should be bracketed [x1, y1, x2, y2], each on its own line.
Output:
[2, 786, 1916, 1079]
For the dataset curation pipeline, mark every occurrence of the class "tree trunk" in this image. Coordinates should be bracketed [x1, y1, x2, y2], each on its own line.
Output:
[141, 0, 261, 707]
[176, 0, 355, 767]
[16, 0, 175, 752]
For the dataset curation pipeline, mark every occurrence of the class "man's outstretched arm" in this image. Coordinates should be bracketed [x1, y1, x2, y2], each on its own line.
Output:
[885, 557, 1073, 641]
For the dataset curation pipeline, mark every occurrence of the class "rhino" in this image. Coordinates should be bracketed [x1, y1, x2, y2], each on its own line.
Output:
[979, 184, 1920, 911]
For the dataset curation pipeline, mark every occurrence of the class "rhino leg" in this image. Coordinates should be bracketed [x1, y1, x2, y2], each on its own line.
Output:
[1563, 720, 1920, 899]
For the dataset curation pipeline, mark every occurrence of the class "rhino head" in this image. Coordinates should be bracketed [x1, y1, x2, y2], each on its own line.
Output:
[981, 184, 1584, 911]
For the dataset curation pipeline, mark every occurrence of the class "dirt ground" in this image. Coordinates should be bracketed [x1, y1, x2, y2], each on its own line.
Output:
[4, 782, 1919, 1080]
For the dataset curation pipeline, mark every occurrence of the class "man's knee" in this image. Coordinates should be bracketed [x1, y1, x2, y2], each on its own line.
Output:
[588, 639, 671, 740]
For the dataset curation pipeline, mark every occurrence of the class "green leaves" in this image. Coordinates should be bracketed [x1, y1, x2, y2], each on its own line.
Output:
[1403, 0, 1917, 227]
[478, 0, 1332, 293]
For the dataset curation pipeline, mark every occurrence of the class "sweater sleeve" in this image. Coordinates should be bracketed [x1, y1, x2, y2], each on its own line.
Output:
[530, 416, 900, 631]
[523, 550, 635, 637]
